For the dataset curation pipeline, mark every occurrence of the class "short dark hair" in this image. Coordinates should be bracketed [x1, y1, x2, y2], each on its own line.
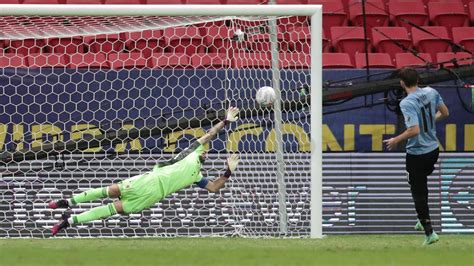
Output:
[398, 67, 419, 87]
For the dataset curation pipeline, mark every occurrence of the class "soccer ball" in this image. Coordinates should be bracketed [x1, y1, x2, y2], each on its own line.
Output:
[256, 86, 276, 107]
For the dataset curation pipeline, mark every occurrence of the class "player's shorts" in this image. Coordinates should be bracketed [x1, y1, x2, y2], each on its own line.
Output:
[118, 172, 163, 214]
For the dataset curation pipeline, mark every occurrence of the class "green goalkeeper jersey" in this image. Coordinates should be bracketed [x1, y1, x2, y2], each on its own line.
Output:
[151, 141, 205, 197]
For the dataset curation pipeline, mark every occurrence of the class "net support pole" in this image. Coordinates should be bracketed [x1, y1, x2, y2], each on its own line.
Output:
[310, 8, 323, 238]
[268, 0, 288, 235]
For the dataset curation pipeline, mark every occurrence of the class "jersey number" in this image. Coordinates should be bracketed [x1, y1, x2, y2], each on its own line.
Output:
[420, 103, 434, 133]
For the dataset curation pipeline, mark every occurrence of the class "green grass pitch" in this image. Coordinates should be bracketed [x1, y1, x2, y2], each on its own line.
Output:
[2, 235, 473, 266]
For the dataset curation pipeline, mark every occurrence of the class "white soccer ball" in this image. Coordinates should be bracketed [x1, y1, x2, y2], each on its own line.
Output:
[256, 86, 276, 107]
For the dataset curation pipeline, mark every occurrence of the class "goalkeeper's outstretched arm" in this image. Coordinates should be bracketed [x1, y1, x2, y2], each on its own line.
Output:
[198, 106, 239, 145]
[204, 154, 240, 193]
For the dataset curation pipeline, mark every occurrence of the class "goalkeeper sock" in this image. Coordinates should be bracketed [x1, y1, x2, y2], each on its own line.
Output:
[70, 203, 117, 225]
[69, 187, 109, 205]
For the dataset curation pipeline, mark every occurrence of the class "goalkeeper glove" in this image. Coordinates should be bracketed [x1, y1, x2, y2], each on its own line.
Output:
[224, 106, 239, 124]
[224, 154, 240, 178]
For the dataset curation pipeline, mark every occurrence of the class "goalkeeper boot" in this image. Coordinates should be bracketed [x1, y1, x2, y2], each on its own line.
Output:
[414, 220, 424, 231]
[51, 213, 70, 236]
[48, 199, 69, 209]
[423, 231, 439, 246]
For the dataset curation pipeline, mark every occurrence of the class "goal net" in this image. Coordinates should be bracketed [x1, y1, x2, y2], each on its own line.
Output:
[0, 5, 321, 238]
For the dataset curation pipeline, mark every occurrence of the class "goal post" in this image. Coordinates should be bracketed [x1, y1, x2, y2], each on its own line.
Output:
[0, 4, 323, 238]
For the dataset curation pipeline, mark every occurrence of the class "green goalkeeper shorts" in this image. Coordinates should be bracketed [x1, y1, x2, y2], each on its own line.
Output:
[118, 172, 163, 214]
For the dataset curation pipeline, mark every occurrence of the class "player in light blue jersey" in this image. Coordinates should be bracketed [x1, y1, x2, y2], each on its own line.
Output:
[383, 68, 449, 245]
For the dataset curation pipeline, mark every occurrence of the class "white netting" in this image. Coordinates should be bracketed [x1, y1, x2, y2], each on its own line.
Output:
[0, 14, 312, 237]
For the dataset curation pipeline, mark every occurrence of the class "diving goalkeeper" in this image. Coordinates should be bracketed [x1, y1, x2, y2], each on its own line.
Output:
[49, 107, 240, 236]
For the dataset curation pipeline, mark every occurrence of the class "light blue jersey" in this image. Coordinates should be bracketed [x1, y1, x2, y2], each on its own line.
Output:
[400, 86, 444, 155]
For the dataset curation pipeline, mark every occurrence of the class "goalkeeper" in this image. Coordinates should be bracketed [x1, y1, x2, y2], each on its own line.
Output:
[50, 107, 240, 236]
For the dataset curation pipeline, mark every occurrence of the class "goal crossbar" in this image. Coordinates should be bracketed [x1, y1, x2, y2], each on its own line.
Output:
[0, 4, 320, 17]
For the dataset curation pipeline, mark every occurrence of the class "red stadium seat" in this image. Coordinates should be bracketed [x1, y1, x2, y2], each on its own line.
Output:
[470, 3, 474, 24]
[308, 0, 348, 36]
[150, 53, 190, 68]
[428, 2, 469, 32]
[452, 27, 474, 53]
[68, 53, 109, 69]
[280, 26, 316, 53]
[247, 33, 273, 52]
[279, 52, 310, 68]
[146, 0, 184, 3]
[0, 53, 26, 68]
[185, 0, 222, 3]
[436, 52, 473, 68]
[224, 0, 267, 3]
[372, 27, 411, 59]
[411, 26, 451, 59]
[26, 53, 67, 68]
[389, 0, 429, 33]
[6, 39, 45, 56]
[203, 26, 246, 54]
[22, 0, 60, 3]
[232, 52, 271, 68]
[108, 52, 148, 69]
[349, 0, 389, 33]
[84, 34, 125, 53]
[48, 37, 84, 54]
[0, 0, 21, 3]
[395, 52, 432, 68]
[104, 0, 141, 3]
[355, 53, 394, 68]
[277, 0, 306, 3]
[323, 53, 354, 69]
[163, 26, 204, 56]
[124, 30, 164, 57]
[331, 26, 370, 55]
[190, 53, 230, 68]
[65, 0, 102, 3]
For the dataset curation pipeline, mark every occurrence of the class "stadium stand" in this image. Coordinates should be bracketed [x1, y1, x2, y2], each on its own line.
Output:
[84, 34, 125, 54]
[436, 52, 473, 68]
[68, 53, 109, 68]
[7, 39, 45, 55]
[349, 0, 389, 33]
[308, 0, 348, 36]
[1, 0, 474, 69]
[65, 0, 103, 3]
[150, 53, 190, 68]
[411, 26, 451, 59]
[163, 26, 205, 55]
[389, 0, 429, 32]
[395, 52, 432, 68]
[22, 0, 60, 3]
[372, 27, 412, 60]
[279, 52, 310, 68]
[48, 37, 84, 54]
[108, 52, 148, 69]
[322, 53, 354, 68]
[124, 30, 165, 57]
[331, 26, 371, 55]
[452, 27, 474, 53]
[26, 53, 68, 68]
[0, 53, 26, 68]
[232, 52, 272, 68]
[428, 2, 469, 32]
[355, 53, 395, 68]
[190, 53, 231, 68]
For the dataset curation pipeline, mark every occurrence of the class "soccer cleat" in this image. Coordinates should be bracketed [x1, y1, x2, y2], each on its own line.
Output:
[51, 213, 70, 236]
[48, 199, 69, 209]
[423, 231, 439, 246]
[414, 220, 424, 231]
